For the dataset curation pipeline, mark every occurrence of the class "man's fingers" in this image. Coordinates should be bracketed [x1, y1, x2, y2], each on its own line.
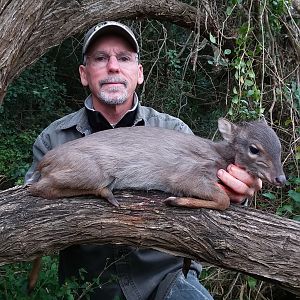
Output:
[217, 169, 254, 197]
[227, 164, 262, 192]
[217, 164, 262, 203]
[217, 183, 247, 203]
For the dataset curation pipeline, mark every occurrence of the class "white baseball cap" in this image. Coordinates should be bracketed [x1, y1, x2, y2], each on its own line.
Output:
[82, 21, 139, 58]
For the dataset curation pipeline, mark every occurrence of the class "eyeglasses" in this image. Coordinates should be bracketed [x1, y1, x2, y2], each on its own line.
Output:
[85, 51, 139, 69]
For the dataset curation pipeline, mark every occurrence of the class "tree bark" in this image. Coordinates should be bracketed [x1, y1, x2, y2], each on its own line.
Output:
[0, 186, 299, 295]
[0, 0, 217, 103]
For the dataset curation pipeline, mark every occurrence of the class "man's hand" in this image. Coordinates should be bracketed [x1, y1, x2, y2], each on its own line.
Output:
[217, 164, 262, 204]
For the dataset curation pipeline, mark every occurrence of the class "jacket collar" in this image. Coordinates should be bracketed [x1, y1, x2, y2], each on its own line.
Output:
[85, 95, 140, 132]
[56, 94, 145, 135]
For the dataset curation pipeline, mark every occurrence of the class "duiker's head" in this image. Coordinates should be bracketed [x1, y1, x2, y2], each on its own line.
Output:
[218, 118, 286, 186]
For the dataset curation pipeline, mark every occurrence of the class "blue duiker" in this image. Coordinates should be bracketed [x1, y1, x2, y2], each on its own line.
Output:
[27, 118, 286, 291]
[28, 118, 286, 209]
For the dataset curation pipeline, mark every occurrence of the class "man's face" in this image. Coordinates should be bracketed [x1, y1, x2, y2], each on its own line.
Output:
[79, 35, 144, 106]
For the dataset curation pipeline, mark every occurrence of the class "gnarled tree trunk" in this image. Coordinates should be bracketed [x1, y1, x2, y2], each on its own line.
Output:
[0, 186, 299, 295]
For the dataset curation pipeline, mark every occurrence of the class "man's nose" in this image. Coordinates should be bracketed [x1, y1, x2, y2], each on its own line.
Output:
[106, 55, 120, 72]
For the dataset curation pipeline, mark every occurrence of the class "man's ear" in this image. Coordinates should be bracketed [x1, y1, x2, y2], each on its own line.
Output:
[137, 64, 144, 85]
[79, 65, 88, 87]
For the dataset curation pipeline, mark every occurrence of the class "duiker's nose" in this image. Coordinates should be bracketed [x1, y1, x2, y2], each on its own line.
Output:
[275, 175, 286, 186]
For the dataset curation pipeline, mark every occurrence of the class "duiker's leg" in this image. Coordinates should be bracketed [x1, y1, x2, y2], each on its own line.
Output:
[95, 187, 119, 207]
[29, 178, 118, 206]
[164, 183, 230, 211]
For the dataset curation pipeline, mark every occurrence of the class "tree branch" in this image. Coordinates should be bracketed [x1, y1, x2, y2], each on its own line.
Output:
[0, 186, 299, 295]
[0, 0, 217, 103]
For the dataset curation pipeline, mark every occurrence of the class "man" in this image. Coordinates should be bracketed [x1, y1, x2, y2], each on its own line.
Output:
[25, 21, 262, 299]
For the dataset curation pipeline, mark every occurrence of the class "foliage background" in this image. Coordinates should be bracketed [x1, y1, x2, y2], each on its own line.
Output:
[0, 0, 299, 298]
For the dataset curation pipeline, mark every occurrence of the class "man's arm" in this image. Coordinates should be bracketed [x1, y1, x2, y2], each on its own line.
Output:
[25, 132, 52, 184]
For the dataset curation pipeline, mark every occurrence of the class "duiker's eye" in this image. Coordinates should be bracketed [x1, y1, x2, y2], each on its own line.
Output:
[249, 145, 259, 154]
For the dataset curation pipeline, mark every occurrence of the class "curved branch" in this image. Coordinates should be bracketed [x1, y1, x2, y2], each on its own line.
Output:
[0, 186, 299, 295]
[0, 0, 217, 103]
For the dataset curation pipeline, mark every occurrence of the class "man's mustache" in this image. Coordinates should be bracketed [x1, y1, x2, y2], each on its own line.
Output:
[99, 77, 128, 87]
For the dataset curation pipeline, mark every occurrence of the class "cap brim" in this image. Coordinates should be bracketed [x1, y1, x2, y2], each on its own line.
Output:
[83, 24, 139, 55]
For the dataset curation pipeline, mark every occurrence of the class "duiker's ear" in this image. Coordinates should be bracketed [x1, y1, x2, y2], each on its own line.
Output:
[218, 118, 238, 142]
[259, 116, 268, 126]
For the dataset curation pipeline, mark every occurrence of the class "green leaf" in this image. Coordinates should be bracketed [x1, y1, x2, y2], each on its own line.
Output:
[288, 190, 300, 203]
[224, 49, 232, 55]
[282, 204, 293, 213]
[247, 89, 254, 96]
[247, 276, 257, 289]
[293, 215, 300, 221]
[262, 192, 276, 200]
[245, 79, 254, 86]
[234, 72, 239, 80]
[232, 95, 239, 104]
[226, 7, 233, 16]
[248, 70, 256, 78]
[79, 268, 88, 280]
[209, 33, 216, 44]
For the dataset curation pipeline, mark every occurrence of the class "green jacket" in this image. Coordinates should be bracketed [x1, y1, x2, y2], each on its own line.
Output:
[25, 97, 200, 300]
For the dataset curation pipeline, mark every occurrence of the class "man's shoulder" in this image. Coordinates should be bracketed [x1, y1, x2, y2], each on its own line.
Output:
[47, 108, 86, 130]
[137, 105, 193, 134]
[36, 108, 89, 150]
[41, 108, 89, 136]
